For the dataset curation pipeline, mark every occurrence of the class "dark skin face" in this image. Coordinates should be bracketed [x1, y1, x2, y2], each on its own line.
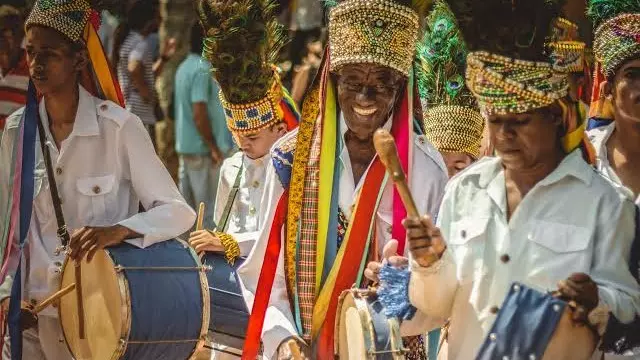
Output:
[607, 59, 640, 128]
[25, 26, 87, 96]
[442, 152, 474, 178]
[0, 16, 24, 74]
[335, 63, 405, 183]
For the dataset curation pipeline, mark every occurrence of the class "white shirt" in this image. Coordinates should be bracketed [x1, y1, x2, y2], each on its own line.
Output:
[409, 151, 640, 360]
[0, 86, 195, 316]
[239, 115, 449, 359]
[214, 151, 270, 256]
[589, 123, 640, 206]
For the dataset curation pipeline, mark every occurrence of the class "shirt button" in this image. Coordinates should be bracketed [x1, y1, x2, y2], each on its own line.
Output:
[418, 137, 425, 144]
[489, 305, 500, 314]
[527, 233, 534, 241]
[500, 254, 510, 263]
[252, 181, 260, 188]
[386, 226, 392, 234]
[100, 104, 108, 111]
[249, 207, 256, 215]
[55, 167, 62, 176]
[460, 230, 466, 238]
[92, 185, 101, 194]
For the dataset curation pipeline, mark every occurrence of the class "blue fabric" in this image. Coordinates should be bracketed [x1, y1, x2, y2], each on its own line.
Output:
[377, 264, 417, 321]
[427, 329, 440, 360]
[174, 54, 233, 155]
[202, 253, 248, 349]
[272, 142, 295, 189]
[367, 293, 397, 359]
[475, 283, 566, 360]
[587, 117, 613, 131]
[9, 82, 38, 360]
[107, 240, 204, 360]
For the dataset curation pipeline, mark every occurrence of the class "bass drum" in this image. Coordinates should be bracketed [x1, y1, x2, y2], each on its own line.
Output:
[335, 288, 405, 360]
[59, 239, 209, 360]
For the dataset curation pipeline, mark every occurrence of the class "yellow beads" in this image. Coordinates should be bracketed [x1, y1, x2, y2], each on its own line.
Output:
[594, 13, 640, 77]
[25, 0, 92, 43]
[423, 105, 484, 160]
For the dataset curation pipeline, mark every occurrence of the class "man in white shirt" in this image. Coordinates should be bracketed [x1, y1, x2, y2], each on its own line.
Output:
[585, 3, 640, 357]
[0, 1, 195, 358]
[234, 0, 448, 358]
[379, 2, 640, 359]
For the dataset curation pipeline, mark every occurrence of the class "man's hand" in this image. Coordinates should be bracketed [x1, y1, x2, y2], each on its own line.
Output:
[189, 230, 225, 253]
[20, 301, 37, 331]
[69, 225, 137, 262]
[403, 215, 446, 268]
[210, 147, 224, 167]
[557, 273, 600, 324]
[364, 240, 409, 283]
[277, 337, 311, 360]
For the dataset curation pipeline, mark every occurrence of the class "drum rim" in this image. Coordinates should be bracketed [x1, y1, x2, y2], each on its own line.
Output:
[58, 248, 130, 360]
[184, 238, 211, 360]
[335, 289, 378, 359]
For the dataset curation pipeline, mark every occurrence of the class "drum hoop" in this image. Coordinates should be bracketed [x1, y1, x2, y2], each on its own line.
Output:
[353, 291, 378, 359]
[58, 249, 131, 360]
[183, 239, 211, 360]
[386, 317, 405, 360]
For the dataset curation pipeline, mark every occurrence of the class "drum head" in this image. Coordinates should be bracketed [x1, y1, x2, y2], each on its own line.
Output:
[337, 291, 370, 360]
[59, 250, 124, 360]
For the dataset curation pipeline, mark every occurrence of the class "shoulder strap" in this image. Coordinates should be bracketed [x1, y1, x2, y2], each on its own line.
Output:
[36, 115, 70, 247]
[217, 159, 244, 232]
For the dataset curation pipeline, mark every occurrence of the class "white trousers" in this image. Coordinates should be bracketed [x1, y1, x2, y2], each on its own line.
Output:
[2, 316, 73, 360]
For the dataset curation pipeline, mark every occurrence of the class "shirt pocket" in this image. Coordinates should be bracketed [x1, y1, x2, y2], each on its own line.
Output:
[448, 216, 490, 284]
[76, 175, 116, 225]
[527, 220, 592, 285]
[33, 168, 51, 219]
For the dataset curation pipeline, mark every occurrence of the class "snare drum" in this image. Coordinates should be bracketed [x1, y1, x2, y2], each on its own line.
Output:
[202, 253, 248, 350]
[59, 239, 209, 360]
[476, 282, 597, 360]
[335, 289, 405, 360]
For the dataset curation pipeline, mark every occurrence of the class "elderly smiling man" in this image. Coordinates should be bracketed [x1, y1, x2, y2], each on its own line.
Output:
[235, 0, 449, 358]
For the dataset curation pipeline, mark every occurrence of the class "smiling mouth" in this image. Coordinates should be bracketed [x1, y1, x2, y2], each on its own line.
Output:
[353, 106, 377, 116]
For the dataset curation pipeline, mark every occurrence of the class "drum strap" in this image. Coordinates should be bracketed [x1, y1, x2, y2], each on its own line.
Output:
[35, 110, 70, 247]
[216, 160, 244, 232]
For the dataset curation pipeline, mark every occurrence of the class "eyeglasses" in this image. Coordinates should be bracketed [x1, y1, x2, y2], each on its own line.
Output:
[337, 78, 400, 96]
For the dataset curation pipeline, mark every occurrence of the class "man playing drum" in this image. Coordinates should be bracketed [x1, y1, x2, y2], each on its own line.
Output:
[0, 0, 195, 358]
[370, 0, 640, 359]
[236, 0, 449, 358]
[585, 0, 640, 357]
[190, 2, 299, 357]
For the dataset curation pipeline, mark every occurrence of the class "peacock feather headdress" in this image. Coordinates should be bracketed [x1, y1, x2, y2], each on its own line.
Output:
[197, 0, 298, 134]
[588, 0, 640, 77]
[324, 0, 432, 77]
[417, 1, 483, 158]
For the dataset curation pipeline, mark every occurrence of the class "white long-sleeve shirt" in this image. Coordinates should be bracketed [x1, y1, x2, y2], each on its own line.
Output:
[0, 86, 196, 316]
[238, 115, 449, 359]
[213, 151, 270, 256]
[409, 151, 640, 360]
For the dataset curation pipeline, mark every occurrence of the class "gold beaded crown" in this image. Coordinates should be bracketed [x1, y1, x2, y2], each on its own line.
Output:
[327, 0, 420, 77]
[417, 1, 483, 159]
[593, 14, 640, 77]
[25, 0, 92, 43]
[548, 18, 587, 73]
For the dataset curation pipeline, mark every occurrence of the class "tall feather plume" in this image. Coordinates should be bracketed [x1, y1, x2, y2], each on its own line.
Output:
[587, 0, 640, 28]
[416, 1, 475, 108]
[196, 0, 286, 104]
[446, 0, 566, 61]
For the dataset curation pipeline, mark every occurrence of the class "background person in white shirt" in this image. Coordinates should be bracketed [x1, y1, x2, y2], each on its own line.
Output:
[0, 1, 195, 358]
[368, 1, 640, 359]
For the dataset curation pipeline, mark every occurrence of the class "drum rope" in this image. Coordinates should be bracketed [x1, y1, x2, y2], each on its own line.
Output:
[114, 265, 211, 272]
[125, 339, 202, 344]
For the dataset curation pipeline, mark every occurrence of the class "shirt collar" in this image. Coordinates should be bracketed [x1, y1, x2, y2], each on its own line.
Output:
[471, 150, 594, 189]
[39, 85, 100, 138]
[588, 122, 615, 162]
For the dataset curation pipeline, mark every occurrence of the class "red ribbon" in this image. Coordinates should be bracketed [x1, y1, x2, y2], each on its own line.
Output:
[241, 192, 289, 360]
[390, 87, 410, 255]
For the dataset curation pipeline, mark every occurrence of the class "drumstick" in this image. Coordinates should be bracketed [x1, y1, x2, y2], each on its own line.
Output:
[287, 339, 304, 360]
[196, 202, 206, 231]
[373, 129, 420, 218]
[75, 262, 86, 339]
[33, 283, 76, 313]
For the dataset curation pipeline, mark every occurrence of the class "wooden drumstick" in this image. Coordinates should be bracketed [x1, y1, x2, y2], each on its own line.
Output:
[373, 129, 420, 218]
[196, 202, 206, 231]
[33, 283, 76, 314]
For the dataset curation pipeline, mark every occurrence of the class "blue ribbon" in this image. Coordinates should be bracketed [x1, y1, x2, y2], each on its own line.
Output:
[9, 82, 38, 359]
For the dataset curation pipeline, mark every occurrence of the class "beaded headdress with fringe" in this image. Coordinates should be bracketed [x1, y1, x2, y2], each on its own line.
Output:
[325, 0, 431, 76]
[197, 0, 298, 134]
[417, 1, 483, 159]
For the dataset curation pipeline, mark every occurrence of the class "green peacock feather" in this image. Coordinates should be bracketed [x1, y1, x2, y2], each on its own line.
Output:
[196, 0, 286, 104]
[587, 0, 640, 28]
[446, 0, 566, 61]
[416, 1, 475, 108]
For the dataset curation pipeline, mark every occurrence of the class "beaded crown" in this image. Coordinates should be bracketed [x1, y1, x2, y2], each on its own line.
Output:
[548, 17, 587, 73]
[417, 1, 483, 159]
[448, 0, 569, 115]
[589, 0, 640, 77]
[25, 0, 94, 43]
[197, 0, 289, 134]
[326, 0, 431, 76]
